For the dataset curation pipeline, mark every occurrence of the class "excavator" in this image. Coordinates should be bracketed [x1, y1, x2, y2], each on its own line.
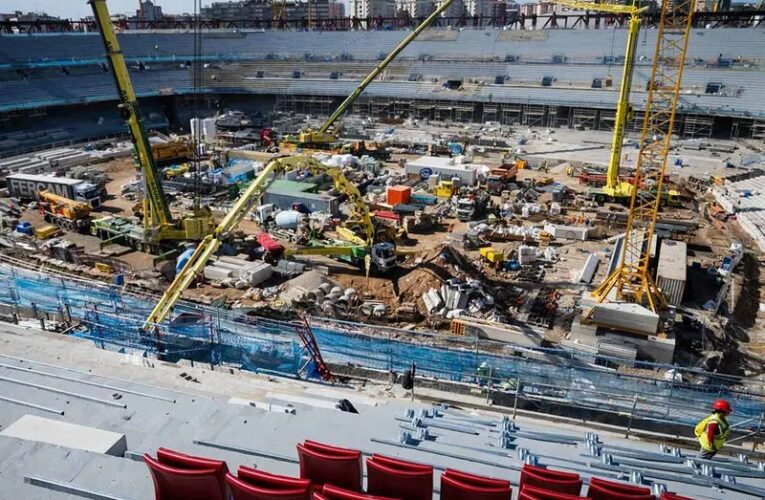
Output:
[38, 190, 91, 232]
[278, 0, 457, 154]
[90, 0, 215, 254]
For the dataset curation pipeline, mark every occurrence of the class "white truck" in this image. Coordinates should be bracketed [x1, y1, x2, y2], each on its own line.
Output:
[6, 173, 104, 208]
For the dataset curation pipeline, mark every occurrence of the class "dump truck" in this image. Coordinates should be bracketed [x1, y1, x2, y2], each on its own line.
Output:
[486, 165, 518, 195]
[456, 192, 490, 221]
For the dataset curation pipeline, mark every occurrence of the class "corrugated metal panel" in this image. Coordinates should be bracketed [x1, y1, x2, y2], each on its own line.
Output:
[658, 276, 685, 307]
[263, 190, 340, 215]
[268, 180, 317, 192]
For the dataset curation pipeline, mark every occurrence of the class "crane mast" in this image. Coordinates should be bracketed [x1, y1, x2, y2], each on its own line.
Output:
[588, 0, 696, 320]
[556, 0, 646, 199]
[90, 0, 173, 229]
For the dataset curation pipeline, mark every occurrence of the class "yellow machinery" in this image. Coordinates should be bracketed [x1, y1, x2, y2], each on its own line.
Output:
[38, 190, 92, 232]
[280, 0, 456, 151]
[34, 225, 60, 240]
[151, 141, 192, 164]
[586, 0, 696, 325]
[436, 180, 456, 198]
[557, 0, 646, 201]
[90, 0, 214, 247]
[143, 155, 385, 331]
[164, 163, 191, 179]
[479, 247, 504, 265]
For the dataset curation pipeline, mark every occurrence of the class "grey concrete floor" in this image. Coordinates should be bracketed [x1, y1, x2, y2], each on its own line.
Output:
[0, 324, 760, 499]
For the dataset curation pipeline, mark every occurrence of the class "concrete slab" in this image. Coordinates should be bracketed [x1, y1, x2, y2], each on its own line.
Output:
[590, 302, 660, 335]
[1, 415, 127, 456]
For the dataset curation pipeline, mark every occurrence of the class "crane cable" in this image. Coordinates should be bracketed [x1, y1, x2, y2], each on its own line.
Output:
[192, 0, 203, 212]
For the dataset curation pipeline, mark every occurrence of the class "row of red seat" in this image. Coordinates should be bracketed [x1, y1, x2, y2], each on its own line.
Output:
[142, 443, 698, 500]
[517, 464, 695, 500]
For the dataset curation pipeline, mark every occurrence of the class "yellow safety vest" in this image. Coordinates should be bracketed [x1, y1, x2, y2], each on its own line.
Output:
[694, 413, 730, 452]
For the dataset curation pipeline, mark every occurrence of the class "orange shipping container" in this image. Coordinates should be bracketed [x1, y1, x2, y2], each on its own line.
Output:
[387, 185, 411, 205]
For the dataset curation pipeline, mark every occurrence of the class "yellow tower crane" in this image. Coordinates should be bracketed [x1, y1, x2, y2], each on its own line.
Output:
[586, 0, 696, 325]
[556, 0, 647, 201]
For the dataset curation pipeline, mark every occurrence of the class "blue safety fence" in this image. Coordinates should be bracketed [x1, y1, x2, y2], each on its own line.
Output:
[0, 264, 762, 429]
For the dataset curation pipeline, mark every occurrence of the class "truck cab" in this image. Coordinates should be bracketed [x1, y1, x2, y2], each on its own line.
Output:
[252, 204, 276, 224]
[73, 182, 103, 208]
[369, 242, 397, 272]
[456, 192, 489, 221]
[456, 198, 477, 221]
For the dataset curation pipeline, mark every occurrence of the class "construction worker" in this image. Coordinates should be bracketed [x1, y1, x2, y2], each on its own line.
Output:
[695, 399, 732, 459]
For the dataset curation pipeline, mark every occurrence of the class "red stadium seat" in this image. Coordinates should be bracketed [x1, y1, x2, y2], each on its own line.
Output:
[440, 468, 512, 500]
[155, 447, 229, 492]
[366, 454, 433, 500]
[303, 441, 360, 456]
[519, 484, 591, 500]
[318, 484, 400, 499]
[237, 466, 312, 491]
[519, 464, 582, 496]
[586, 477, 653, 500]
[297, 441, 362, 492]
[660, 494, 697, 500]
[227, 473, 311, 500]
[226, 466, 312, 500]
[144, 453, 226, 500]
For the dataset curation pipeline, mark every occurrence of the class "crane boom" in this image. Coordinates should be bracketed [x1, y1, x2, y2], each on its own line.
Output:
[315, 0, 457, 135]
[143, 156, 375, 330]
[90, 0, 173, 228]
[556, 0, 646, 198]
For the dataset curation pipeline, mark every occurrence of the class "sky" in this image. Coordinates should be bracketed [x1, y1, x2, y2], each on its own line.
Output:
[3, 1, 212, 19]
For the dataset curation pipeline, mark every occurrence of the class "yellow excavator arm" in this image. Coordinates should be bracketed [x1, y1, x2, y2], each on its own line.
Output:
[143, 155, 375, 330]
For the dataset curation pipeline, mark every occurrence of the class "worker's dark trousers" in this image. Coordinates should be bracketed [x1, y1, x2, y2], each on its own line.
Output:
[697, 448, 717, 459]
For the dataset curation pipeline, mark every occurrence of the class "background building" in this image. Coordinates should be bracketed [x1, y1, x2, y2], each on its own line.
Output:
[329, 1, 346, 17]
[396, 0, 437, 18]
[351, 0, 398, 18]
[202, 0, 272, 20]
[136, 1, 164, 22]
[437, 0, 467, 18]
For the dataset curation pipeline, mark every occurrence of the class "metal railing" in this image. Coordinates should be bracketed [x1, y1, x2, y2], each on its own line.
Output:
[0, 262, 762, 432]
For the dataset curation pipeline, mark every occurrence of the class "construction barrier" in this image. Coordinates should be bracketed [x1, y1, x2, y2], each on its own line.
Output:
[0, 263, 762, 429]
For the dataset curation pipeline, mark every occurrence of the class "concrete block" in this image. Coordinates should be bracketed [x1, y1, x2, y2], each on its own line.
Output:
[1, 415, 127, 456]
[590, 302, 659, 335]
[576, 253, 599, 284]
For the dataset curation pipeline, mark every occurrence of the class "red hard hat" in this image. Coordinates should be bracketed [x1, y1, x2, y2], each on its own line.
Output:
[712, 399, 732, 413]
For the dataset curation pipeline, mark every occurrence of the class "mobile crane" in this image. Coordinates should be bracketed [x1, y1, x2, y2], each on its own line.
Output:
[279, 0, 456, 152]
[143, 155, 391, 331]
[90, 0, 215, 254]
[38, 190, 92, 232]
[555, 0, 646, 204]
